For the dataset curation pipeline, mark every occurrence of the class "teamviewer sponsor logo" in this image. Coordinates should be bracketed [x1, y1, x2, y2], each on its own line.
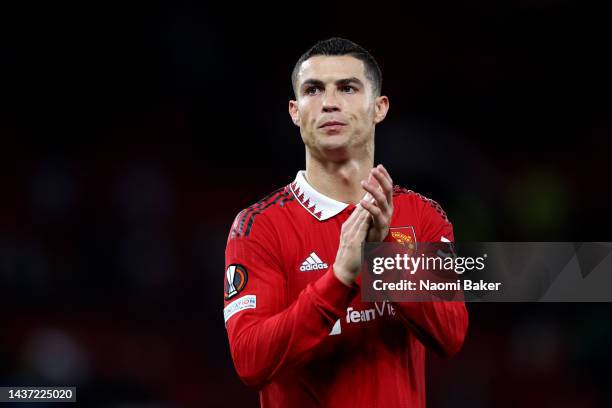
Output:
[300, 252, 328, 271]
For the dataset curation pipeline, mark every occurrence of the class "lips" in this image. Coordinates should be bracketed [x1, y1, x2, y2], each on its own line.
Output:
[319, 120, 347, 128]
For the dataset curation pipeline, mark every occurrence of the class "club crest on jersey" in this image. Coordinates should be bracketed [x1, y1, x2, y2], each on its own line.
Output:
[390, 226, 417, 255]
[225, 264, 248, 300]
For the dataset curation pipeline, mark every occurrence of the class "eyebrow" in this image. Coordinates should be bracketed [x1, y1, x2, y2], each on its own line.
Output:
[300, 77, 365, 91]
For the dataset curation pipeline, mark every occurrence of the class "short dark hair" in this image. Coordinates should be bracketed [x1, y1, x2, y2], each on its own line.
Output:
[291, 37, 383, 97]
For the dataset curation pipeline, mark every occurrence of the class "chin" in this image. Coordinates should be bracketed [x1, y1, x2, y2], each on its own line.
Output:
[317, 136, 351, 151]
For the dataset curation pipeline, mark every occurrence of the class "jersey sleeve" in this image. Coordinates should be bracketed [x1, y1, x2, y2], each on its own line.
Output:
[223, 211, 358, 388]
[392, 197, 469, 357]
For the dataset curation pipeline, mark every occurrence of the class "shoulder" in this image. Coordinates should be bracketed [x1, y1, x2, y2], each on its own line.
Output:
[228, 184, 295, 240]
[392, 185, 450, 224]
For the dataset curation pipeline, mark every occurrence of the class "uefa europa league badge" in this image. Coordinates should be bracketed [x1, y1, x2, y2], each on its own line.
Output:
[225, 264, 248, 300]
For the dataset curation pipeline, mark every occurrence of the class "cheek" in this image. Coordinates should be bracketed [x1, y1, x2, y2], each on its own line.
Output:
[353, 106, 373, 126]
[299, 101, 319, 127]
[349, 97, 373, 120]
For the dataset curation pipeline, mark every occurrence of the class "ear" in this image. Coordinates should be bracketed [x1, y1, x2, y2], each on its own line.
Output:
[288, 100, 301, 127]
[373, 95, 389, 124]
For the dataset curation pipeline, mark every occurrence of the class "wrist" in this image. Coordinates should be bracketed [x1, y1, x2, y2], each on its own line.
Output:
[333, 264, 355, 286]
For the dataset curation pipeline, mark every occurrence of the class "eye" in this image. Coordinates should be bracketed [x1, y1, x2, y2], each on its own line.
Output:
[305, 86, 321, 96]
[341, 85, 356, 93]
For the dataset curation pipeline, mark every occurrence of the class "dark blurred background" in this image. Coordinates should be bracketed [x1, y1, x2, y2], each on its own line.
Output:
[1, 0, 611, 406]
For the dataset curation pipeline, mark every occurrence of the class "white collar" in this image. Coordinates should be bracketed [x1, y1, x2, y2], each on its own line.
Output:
[290, 171, 350, 221]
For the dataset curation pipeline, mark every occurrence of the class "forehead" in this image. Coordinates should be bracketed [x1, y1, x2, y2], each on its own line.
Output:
[296, 55, 367, 85]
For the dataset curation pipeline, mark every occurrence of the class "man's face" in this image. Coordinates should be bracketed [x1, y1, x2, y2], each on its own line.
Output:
[289, 55, 388, 158]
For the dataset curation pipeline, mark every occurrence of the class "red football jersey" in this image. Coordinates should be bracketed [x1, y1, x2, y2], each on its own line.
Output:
[224, 171, 468, 408]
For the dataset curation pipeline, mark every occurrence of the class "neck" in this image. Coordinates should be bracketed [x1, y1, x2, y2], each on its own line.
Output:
[305, 148, 374, 205]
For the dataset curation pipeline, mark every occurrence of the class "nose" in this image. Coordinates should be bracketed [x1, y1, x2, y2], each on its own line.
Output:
[322, 91, 341, 113]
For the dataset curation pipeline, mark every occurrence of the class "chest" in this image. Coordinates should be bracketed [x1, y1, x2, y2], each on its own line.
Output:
[280, 217, 342, 299]
[279, 207, 421, 300]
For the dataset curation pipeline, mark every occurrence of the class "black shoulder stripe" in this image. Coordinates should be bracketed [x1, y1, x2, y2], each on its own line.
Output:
[229, 210, 245, 240]
[233, 186, 294, 238]
[244, 189, 293, 237]
[238, 187, 285, 236]
[279, 190, 295, 207]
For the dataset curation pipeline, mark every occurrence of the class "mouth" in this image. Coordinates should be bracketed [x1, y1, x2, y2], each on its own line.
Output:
[319, 120, 347, 129]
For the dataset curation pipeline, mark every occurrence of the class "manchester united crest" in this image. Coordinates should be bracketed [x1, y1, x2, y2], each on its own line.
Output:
[389, 226, 417, 255]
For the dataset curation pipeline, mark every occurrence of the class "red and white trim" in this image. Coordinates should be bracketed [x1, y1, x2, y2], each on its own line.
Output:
[290, 171, 350, 221]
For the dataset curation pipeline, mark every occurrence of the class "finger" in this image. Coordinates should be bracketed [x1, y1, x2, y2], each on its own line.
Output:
[363, 180, 386, 209]
[351, 200, 369, 219]
[342, 207, 362, 234]
[377, 164, 393, 186]
[347, 206, 370, 241]
[360, 199, 384, 227]
[372, 167, 393, 197]
[355, 205, 371, 228]
[374, 165, 394, 203]
[355, 208, 372, 239]
[361, 179, 389, 212]
[360, 178, 380, 196]
[345, 205, 367, 233]
[360, 172, 378, 204]
[368, 170, 380, 188]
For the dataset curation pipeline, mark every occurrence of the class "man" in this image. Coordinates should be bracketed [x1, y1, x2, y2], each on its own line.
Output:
[223, 38, 468, 407]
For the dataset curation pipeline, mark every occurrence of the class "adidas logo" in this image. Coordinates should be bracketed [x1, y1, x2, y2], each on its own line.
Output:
[300, 252, 328, 272]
